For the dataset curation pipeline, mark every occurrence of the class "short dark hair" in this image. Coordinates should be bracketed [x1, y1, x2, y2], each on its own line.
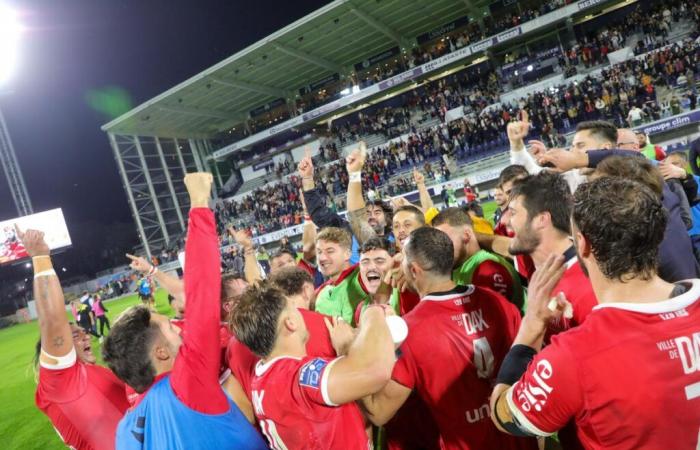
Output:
[595, 155, 663, 197]
[102, 306, 159, 393]
[573, 177, 667, 281]
[404, 227, 454, 276]
[575, 120, 617, 146]
[432, 207, 473, 228]
[230, 282, 287, 358]
[269, 266, 313, 297]
[271, 248, 295, 262]
[393, 205, 425, 226]
[360, 236, 391, 254]
[498, 165, 529, 189]
[510, 172, 572, 235]
[367, 200, 393, 222]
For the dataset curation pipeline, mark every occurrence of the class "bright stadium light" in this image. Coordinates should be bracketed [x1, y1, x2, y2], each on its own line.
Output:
[0, 5, 21, 84]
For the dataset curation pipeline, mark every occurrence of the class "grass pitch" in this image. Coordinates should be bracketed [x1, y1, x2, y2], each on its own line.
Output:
[0, 289, 171, 449]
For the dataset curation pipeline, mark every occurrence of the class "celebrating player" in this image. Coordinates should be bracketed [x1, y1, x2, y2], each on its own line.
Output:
[103, 173, 267, 449]
[18, 225, 129, 450]
[491, 176, 700, 449]
[362, 227, 536, 450]
[432, 207, 524, 310]
[231, 280, 395, 449]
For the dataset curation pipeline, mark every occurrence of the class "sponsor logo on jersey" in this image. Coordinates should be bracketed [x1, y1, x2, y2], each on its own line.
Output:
[515, 360, 554, 412]
[299, 358, 327, 389]
[465, 403, 491, 424]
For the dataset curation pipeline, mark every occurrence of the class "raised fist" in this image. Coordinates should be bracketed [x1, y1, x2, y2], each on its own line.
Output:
[184, 172, 213, 205]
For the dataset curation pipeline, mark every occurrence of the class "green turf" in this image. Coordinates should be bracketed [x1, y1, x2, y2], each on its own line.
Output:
[0, 289, 172, 450]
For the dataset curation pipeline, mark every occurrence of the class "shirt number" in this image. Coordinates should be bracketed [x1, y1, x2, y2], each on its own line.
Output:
[473, 336, 495, 379]
[260, 419, 288, 450]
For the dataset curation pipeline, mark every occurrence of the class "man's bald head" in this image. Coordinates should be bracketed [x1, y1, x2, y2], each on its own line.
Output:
[617, 129, 640, 151]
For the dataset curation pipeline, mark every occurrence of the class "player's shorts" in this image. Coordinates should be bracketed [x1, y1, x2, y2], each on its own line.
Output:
[139, 292, 153, 301]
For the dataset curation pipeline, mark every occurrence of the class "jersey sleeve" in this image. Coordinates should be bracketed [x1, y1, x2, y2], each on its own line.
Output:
[36, 350, 85, 404]
[391, 338, 417, 390]
[171, 207, 229, 414]
[472, 260, 514, 301]
[295, 357, 343, 407]
[506, 340, 583, 436]
[226, 338, 258, 400]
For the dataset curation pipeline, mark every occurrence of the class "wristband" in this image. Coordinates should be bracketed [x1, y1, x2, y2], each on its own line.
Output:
[348, 171, 362, 183]
[496, 344, 537, 386]
[34, 269, 57, 279]
[32, 256, 53, 273]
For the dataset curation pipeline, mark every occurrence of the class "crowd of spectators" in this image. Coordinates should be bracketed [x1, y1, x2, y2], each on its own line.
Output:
[212, 2, 700, 239]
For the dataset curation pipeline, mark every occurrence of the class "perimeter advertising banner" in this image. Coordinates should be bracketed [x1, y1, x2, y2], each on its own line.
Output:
[0, 208, 72, 265]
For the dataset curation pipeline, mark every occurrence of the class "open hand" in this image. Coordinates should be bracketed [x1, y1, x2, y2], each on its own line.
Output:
[524, 253, 566, 327]
[324, 316, 356, 356]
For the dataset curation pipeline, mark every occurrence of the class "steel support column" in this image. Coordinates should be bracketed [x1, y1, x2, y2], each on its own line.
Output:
[133, 135, 170, 245]
[0, 106, 33, 216]
[109, 133, 151, 259]
[154, 136, 186, 231]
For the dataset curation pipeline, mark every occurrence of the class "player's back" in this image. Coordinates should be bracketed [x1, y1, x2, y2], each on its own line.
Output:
[251, 356, 370, 450]
[399, 285, 536, 450]
[543, 283, 700, 449]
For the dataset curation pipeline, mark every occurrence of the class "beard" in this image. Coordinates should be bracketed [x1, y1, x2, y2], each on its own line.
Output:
[369, 219, 384, 235]
[508, 223, 541, 255]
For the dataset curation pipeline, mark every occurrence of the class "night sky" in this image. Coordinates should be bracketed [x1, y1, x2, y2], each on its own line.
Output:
[0, 0, 330, 281]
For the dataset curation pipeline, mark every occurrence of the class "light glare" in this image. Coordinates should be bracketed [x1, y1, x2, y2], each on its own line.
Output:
[0, 5, 21, 84]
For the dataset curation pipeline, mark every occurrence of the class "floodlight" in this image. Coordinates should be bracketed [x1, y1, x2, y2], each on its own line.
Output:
[0, 5, 21, 84]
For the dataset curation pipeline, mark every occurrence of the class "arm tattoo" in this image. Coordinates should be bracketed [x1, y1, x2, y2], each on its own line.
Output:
[52, 336, 64, 348]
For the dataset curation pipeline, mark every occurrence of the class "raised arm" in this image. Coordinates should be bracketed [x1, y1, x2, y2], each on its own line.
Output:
[300, 191, 317, 263]
[507, 111, 543, 175]
[491, 255, 565, 435]
[126, 253, 184, 302]
[413, 168, 434, 212]
[299, 147, 348, 228]
[171, 172, 227, 413]
[346, 142, 379, 245]
[17, 226, 73, 363]
[323, 306, 395, 405]
[230, 227, 263, 283]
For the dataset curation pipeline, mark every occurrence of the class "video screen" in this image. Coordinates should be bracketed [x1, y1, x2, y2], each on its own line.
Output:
[0, 208, 72, 265]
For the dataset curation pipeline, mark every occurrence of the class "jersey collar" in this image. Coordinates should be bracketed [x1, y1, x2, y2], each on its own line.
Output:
[422, 284, 475, 302]
[593, 279, 700, 314]
[563, 246, 578, 269]
[255, 356, 302, 376]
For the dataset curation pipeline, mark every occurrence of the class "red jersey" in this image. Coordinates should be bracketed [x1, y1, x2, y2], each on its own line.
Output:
[251, 356, 370, 449]
[36, 357, 130, 450]
[399, 290, 421, 316]
[227, 309, 336, 399]
[392, 285, 537, 450]
[509, 280, 700, 450]
[546, 250, 598, 339]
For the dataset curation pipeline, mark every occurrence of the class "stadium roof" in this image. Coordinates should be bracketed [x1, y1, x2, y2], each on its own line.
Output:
[101, 0, 491, 138]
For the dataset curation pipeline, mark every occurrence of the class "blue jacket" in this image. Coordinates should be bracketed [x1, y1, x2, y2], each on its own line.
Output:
[116, 375, 267, 450]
